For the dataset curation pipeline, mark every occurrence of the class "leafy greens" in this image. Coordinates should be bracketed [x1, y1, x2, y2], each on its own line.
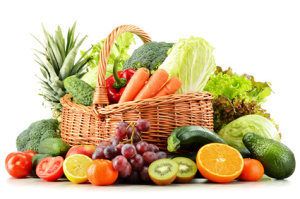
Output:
[204, 66, 276, 132]
[81, 32, 135, 87]
[159, 36, 216, 93]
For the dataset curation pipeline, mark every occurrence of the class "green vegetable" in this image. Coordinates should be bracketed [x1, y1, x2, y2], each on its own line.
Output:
[243, 132, 295, 179]
[167, 126, 227, 152]
[204, 66, 276, 132]
[81, 32, 135, 87]
[218, 115, 281, 149]
[204, 66, 272, 104]
[16, 119, 60, 152]
[123, 42, 174, 73]
[38, 138, 70, 157]
[159, 36, 216, 93]
[237, 148, 252, 158]
[64, 76, 95, 106]
[212, 95, 274, 133]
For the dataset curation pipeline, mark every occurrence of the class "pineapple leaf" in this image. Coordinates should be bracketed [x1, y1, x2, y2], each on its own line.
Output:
[45, 60, 59, 82]
[59, 35, 87, 80]
[40, 68, 49, 79]
[33, 48, 47, 57]
[48, 33, 63, 69]
[66, 22, 77, 54]
[55, 26, 66, 61]
[31, 34, 46, 49]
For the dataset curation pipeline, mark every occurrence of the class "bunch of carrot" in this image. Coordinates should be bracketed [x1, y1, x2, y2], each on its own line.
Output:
[118, 68, 182, 104]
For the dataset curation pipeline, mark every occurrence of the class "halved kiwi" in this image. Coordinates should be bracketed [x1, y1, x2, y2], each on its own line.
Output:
[148, 158, 179, 185]
[172, 157, 197, 183]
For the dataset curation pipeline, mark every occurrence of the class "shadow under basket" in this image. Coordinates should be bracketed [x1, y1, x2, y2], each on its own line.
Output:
[59, 24, 214, 153]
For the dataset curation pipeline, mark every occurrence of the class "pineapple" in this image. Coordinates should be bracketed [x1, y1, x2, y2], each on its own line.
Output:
[33, 22, 90, 120]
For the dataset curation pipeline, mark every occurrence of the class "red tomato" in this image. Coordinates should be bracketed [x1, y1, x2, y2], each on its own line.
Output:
[5, 152, 32, 178]
[24, 151, 37, 159]
[36, 156, 64, 181]
[239, 158, 264, 181]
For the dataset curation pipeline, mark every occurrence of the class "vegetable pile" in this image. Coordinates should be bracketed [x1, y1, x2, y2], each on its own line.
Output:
[5, 22, 296, 186]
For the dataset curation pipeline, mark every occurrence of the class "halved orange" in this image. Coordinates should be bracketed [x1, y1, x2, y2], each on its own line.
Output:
[196, 143, 244, 183]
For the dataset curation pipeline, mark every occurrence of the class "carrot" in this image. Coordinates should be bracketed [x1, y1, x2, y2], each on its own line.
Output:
[154, 76, 182, 97]
[118, 67, 150, 103]
[134, 69, 169, 101]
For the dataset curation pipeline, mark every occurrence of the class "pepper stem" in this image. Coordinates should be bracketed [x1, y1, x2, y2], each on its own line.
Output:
[113, 57, 127, 89]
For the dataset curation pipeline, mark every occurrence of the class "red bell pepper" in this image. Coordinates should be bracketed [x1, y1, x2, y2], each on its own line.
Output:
[106, 58, 136, 104]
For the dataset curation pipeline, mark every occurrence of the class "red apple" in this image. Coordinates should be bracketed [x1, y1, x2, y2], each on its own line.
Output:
[65, 145, 96, 159]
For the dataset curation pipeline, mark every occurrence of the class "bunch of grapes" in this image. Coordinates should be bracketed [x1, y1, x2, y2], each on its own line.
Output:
[92, 119, 167, 184]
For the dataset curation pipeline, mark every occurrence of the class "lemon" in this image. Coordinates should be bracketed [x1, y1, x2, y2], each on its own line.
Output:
[63, 154, 93, 184]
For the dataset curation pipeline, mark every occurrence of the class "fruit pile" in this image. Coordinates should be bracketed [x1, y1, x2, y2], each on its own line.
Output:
[5, 118, 296, 186]
[91, 119, 168, 184]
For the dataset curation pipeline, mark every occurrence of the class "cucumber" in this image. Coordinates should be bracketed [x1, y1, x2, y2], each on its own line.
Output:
[38, 138, 70, 157]
[167, 126, 227, 152]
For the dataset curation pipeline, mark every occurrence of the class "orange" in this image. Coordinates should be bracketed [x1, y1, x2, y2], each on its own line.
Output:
[87, 159, 118, 186]
[196, 143, 244, 183]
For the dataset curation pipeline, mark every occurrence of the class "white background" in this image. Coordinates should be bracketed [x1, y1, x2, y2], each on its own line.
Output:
[0, 0, 299, 198]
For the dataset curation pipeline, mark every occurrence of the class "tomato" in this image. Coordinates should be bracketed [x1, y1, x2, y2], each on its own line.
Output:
[239, 158, 264, 181]
[24, 151, 37, 159]
[5, 152, 32, 178]
[36, 156, 64, 181]
[87, 159, 118, 186]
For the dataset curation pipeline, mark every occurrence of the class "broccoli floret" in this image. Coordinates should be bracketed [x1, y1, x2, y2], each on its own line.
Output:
[16, 119, 60, 152]
[40, 130, 60, 141]
[24, 140, 40, 152]
[123, 42, 174, 72]
[16, 130, 30, 151]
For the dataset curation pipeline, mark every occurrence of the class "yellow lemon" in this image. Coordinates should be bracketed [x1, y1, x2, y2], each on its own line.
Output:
[63, 154, 92, 184]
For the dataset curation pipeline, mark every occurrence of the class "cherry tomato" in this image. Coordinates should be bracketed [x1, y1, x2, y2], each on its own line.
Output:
[24, 151, 37, 159]
[239, 158, 264, 181]
[36, 156, 64, 181]
[5, 152, 32, 178]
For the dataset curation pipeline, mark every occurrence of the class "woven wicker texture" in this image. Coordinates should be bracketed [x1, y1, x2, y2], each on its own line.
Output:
[60, 25, 214, 152]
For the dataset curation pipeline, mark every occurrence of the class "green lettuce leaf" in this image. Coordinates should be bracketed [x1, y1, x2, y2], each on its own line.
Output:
[80, 32, 135, 87]
[159, 36, 216, 93]
[204, 66, 272, 104]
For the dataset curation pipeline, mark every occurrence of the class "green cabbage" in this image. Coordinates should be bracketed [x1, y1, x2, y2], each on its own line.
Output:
[218, 114, 281, 149]
[159, 36, 216, 93]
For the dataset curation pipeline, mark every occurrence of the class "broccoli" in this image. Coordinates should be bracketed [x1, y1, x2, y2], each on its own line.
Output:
[123, 41, 174, 73]
[16, 119, 60, 152]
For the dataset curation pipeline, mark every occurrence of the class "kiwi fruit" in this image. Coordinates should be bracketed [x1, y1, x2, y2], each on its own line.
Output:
[148, 158, 179, 185]
[172, 157, 197, 183]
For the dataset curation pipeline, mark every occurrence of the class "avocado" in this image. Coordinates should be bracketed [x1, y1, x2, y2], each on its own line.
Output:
[243, 132, 295, 179]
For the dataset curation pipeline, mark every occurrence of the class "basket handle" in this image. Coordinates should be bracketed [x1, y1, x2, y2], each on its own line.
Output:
[92, 25, 152, 107]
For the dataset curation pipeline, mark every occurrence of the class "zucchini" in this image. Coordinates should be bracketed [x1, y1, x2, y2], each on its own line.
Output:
[167, 126, 227, 152]
[237, 148, 252, 158]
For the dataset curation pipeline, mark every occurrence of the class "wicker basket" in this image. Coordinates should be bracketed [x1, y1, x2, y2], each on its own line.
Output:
[60, 25, 214, 152]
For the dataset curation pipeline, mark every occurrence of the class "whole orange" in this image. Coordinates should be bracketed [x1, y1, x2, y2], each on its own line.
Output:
[87, 159, 118, 186]
[238, 158, 264, 181]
